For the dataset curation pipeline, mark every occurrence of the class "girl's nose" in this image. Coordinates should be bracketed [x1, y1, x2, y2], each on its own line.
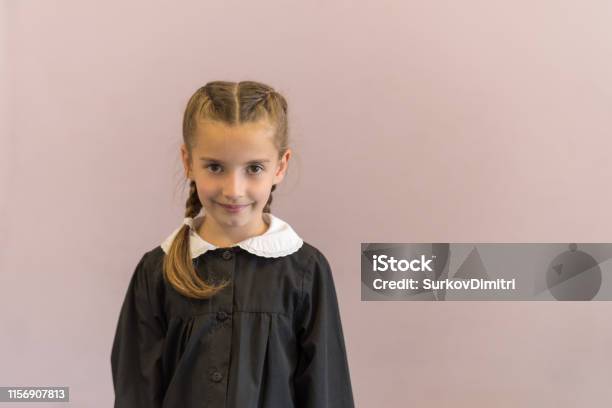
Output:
[222, 171, 246, 200]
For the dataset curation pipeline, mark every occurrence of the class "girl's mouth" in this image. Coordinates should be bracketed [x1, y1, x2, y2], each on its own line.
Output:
[216, 202, 251, 213]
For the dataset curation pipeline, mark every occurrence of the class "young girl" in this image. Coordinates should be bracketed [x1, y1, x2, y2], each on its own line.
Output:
[111, 81, 355, 407]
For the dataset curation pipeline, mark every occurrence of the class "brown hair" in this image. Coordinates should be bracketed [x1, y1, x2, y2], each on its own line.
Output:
[163, 80, 290, 300]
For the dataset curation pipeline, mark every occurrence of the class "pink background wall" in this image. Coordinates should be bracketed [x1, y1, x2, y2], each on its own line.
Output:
[2, 1, 612, 406]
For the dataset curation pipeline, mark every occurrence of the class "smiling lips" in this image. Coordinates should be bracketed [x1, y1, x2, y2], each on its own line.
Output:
[217, 202, 251, 212]
[218, 203, 250, 208]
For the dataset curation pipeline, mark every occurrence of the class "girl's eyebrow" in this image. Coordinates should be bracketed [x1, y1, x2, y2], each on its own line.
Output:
[198, 157, 271, 164]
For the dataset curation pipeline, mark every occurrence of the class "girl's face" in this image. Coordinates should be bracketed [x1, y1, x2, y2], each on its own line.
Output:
[181, 119, 290, 236]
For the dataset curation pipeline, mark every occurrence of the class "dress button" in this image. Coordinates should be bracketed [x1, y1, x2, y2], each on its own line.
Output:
[217, 311, 228, 321]
[222, 250, 233, 260]
[211, 371, 223, 382]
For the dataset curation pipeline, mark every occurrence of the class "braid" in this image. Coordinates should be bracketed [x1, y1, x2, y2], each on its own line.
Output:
[185, 180, 202, 218]
[262, 89, 275, 110]
[263, 184, 276, 214]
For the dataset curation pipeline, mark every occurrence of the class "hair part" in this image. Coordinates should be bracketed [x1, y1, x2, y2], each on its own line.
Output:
[164, 81, 290, 300]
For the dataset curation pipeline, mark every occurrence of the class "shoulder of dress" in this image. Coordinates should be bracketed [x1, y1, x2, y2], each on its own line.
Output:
[142, 245, 165, 264]
[133, 246, 166, 283]
[286, 241, 333, 274]
[285, 240, 315, 260]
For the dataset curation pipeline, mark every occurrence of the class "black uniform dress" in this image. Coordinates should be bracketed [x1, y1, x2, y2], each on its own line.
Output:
[111, 213, 355, 408]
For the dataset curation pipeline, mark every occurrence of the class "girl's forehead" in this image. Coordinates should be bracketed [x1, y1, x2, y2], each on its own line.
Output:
[192, 120, 277, 159]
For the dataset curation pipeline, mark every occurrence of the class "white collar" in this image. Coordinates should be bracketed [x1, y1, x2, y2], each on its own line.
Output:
[160, 212, 303, 259]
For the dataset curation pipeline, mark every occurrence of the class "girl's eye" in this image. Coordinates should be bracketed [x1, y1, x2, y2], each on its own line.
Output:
[206, 164, 222, 174]
[247, 165, 264, 175]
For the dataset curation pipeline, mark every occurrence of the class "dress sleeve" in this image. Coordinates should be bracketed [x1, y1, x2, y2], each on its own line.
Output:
[293, 251, 356, 407]
[111, 253, 166, 408]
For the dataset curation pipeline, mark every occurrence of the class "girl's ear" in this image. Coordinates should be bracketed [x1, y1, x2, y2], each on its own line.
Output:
[273, 149, 292, 184]
[180, 144, 192, 180]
